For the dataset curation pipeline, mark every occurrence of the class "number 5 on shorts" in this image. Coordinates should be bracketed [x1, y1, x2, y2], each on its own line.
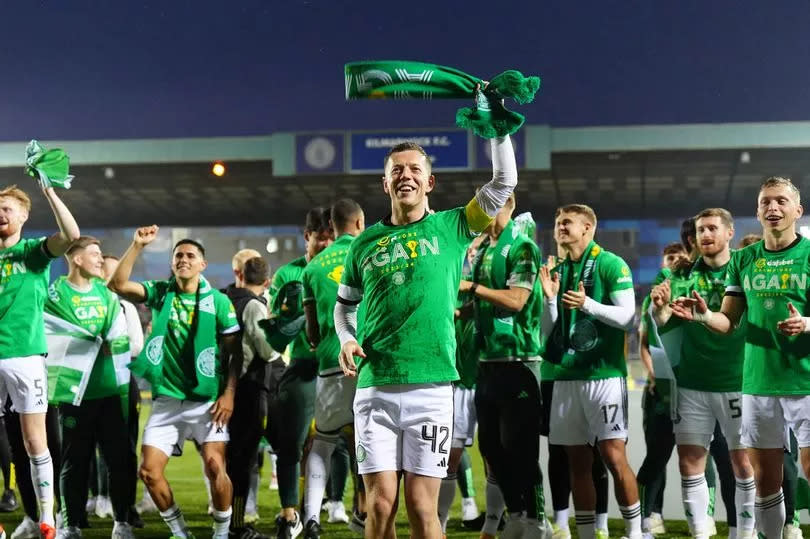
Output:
[728, 398, 741, 419]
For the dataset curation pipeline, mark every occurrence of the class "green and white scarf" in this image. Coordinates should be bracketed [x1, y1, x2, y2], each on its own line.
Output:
[545, 241, 603, 365]
[131, 275, 220, 400]
[25, 140, 74, 189]
[345, 61, 541, 138]
[44, 287, 130, 407]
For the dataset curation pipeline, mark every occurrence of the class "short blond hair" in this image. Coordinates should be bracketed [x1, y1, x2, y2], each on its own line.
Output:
[695, 207, 734, 229]
[0, 185, 31, 213]
[232, 248, 262, 271]
[760, 176, 801, 204]
[555, 204, 597, 226]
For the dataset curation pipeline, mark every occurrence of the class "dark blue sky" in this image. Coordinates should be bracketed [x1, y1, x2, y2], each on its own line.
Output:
[1, 1, 808, 141]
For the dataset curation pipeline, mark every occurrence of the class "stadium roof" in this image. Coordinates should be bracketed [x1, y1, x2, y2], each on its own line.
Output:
[2, 122, 810, 229]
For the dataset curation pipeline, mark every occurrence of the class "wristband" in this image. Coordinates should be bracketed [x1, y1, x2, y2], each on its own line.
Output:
[470, 282, 479, 295]
[693, 309, 714, 324]
[803, 317, 810, 333]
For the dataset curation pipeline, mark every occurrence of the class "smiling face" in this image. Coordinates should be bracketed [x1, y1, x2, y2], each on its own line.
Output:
[382, 149, 435, 213]
[172, 243, 206, 281]
[554, 211, 593, 248]
[0, 195, 28, 240]
[71, 243, 105, 279]
[757, 183, 803, 234]
[695, 215, 733, 257]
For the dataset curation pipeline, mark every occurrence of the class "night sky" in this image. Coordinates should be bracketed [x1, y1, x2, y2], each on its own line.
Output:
[2, 0, 809, 141]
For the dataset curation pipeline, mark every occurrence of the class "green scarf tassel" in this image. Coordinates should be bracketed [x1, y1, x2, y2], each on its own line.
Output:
[345, 61, 541, 139]
[25, 140, 74, 189]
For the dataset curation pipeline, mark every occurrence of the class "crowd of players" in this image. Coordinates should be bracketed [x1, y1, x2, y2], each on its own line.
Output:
[0, 132, 809, 539]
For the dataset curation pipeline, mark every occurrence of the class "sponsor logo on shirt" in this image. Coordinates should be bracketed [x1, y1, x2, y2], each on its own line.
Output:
[328, 265, 344, 283]
[756, 258, 793, 269]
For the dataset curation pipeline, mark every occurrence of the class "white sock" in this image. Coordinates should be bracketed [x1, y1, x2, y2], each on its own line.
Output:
[482, 477, 506, 536]
[438, 473, 457, 532]
[303, 438, 334, 524]
[30, 451, 55, 526]
[735, 476, 756, 534]
[619, 502, 642, 539]
[728, 526, 737, 539]
[160, 504, 188, 537]
[755, 490, 785, 539]
[575, 510, 596, 539]
[682, 473, 710, 535]
[596, 512, 608, 531]
[554, 508, 570, 530]
[212, 507, 232, 539]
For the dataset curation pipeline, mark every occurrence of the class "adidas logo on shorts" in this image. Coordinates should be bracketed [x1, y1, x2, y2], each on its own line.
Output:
[611, 424, 622, 432]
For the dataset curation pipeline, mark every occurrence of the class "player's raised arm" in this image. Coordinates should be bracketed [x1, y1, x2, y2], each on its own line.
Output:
[468, 135, 517, 232]
[42, 186, 80, 257]
[107, 225, 158, 303]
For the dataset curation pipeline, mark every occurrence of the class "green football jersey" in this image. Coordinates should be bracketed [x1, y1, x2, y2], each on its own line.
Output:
[45, 277, 126, 399]
[142, 280, 239, 400]
[552, 243, 635, 381]
[726, 236, 810, 395]
[270, 256, 315, 362]
[640, 268, 672, 348]
[0, 237, 54, 359]
[473, 233, 542, 360]
[455, 262, 478, 389]
[302, 234, 361, 372]
[339, 206, 482, 388]
[664, 258, 745, 392]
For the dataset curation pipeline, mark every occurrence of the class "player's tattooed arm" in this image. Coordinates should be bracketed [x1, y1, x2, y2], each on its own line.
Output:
[638, 327, 656, 394]
[670, 292, 744, 334]
[43, 186, 80, 256]
[304, 301, 320, 350]
[460, 279, 531, 312]
[211, 332, 241, 426]
[107, 225, 157, 303]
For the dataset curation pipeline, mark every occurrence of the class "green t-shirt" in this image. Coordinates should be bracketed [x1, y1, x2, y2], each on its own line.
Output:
[45, 277, 125, 399]
[142, 279, 239, 400]
[640, 267, 672, 349]
[663, 259, 746, 392]
[302, 234, 359, 372]
[270, 256, 314, 362]
[339, 207, 479, 388]
[552, 244, 634, 381]
[455, 263, 478, 389]
[0, 237, 54, 359]
[726, 236, 810, 395]
[473, 231, 542, 360]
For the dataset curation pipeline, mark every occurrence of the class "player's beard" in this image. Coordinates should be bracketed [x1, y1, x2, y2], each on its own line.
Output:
[0, 221, 20, 239]
[698, 242, 725, 257]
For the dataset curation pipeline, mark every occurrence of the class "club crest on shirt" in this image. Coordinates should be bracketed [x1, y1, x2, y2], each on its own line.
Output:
[146, 336, 165, 365]
[196, 347, 216, 378]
